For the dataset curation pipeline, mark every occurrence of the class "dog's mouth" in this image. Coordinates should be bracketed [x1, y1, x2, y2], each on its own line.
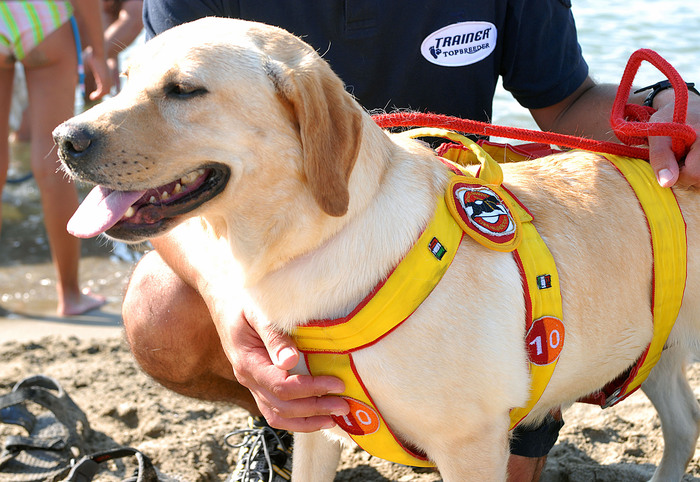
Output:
[67, 164, 230, 241]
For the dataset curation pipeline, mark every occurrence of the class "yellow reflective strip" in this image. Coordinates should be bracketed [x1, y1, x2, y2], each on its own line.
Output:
[605, 155, 686, 397]
[294, 195, 462, 352]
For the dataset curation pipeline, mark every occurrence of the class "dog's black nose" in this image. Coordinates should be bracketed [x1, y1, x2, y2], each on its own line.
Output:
[52, 123, 95, 160]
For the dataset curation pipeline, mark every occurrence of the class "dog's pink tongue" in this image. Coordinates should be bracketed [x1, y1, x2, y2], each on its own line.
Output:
[68, 186, 146, 238]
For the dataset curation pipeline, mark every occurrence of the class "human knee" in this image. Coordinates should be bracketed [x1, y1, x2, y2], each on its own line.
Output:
[123, 251, 190, 345]
[123, 251, 214, 382]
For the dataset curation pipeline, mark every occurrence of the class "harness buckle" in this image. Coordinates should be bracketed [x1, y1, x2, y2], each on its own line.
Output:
[602, 389, 622, 409]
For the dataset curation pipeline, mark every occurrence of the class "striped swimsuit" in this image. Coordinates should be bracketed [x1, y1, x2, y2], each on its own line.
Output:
[0, 1, 73, 61]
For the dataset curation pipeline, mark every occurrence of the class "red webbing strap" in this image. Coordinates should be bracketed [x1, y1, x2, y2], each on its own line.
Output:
[373, 49, 696, 162]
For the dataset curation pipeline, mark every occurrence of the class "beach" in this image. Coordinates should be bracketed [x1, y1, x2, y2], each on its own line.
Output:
[3, 0, 700, 479]
[1, 293, 699, 480]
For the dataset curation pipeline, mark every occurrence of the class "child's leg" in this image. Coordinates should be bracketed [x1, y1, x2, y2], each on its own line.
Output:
[0, 62, 15, 238]
[23, 20, 104, 315]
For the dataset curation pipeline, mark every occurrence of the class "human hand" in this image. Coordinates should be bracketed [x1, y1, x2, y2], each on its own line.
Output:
[83, 46, 113, 101]
[226, 311, 350, 432]
[648, 93, 700, 187]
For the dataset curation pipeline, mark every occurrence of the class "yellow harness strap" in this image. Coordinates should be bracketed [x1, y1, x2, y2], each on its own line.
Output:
[293, 130, 565, 465]
[593, 154, 687, 406]
[436, 132, 564, 429]
[502, 196, 564, 430]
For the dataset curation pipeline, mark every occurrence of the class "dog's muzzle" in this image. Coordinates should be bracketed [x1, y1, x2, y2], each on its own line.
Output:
[52, 122, 107, 182]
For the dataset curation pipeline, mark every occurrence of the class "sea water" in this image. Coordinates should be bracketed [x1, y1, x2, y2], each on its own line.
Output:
[493, 0, 700, 129]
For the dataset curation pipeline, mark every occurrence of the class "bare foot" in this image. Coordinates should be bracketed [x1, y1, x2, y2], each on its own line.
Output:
[58, 289, 107, 316]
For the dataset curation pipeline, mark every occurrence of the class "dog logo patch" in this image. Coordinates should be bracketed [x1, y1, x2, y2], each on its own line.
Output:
[525, 316, 565, 366]
[446, 177, 521, 252]
[333, 397, 381, 436]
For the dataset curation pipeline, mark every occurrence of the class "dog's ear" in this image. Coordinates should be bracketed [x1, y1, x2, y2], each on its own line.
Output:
[265, 52, 363, 217]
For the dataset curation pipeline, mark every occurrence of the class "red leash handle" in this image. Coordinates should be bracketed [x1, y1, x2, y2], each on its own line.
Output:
[610, 48, 696, 159]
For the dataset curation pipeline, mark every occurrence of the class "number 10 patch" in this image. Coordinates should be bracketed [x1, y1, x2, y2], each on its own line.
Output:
[333, 397, 381, 436]
[525, 316, 565, 366]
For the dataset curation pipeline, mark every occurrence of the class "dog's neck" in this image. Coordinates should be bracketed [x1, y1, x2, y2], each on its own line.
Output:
[240, 117, 453, 333]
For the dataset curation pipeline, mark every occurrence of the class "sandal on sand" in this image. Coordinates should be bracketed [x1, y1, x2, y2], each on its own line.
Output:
[62, 447, 159, 482]
[0, 375, 91, 482]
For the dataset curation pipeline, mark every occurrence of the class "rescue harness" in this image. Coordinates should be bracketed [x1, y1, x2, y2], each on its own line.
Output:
[291, 48, 691, 467]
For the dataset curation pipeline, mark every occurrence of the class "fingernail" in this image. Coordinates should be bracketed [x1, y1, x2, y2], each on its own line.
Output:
[331, 407, 349, 417]
[276, 347, 296, 364]
[327, 382, 345, 394]
[657, 168, 674, 187]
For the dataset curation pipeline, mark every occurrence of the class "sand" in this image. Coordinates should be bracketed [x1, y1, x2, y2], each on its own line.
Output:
[1, 257, 700, 481]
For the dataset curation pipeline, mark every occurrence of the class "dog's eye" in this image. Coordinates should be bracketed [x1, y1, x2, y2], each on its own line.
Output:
[165, 82, 208, 99]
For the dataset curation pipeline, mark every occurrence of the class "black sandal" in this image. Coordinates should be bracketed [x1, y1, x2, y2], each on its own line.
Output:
[62, 447, 158, 482]
[0, 375, 91, 481]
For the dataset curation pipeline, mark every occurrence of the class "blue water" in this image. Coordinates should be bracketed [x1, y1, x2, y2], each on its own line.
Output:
[492, 0, 700, 130]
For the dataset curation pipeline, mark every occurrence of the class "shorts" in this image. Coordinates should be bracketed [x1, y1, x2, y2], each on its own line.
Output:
[0, 1, 73, 61]
[510, 412, 564, 458]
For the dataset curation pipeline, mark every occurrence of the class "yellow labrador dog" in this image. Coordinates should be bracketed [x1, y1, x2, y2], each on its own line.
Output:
[53, 17, 699, 481]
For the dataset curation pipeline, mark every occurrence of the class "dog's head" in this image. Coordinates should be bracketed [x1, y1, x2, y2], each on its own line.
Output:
[54, 17, 363, 243]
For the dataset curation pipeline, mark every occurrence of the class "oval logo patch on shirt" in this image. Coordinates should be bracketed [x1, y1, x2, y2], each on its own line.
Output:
[421, 21, 497, 67]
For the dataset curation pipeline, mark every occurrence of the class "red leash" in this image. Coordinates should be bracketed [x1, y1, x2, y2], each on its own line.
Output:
[373, 49, 696, 162]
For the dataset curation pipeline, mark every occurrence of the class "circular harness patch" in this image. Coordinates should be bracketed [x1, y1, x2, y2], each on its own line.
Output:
[333, 397, 381, 436]
[525, 316, 565, 366]
[446, 176, 521, 252]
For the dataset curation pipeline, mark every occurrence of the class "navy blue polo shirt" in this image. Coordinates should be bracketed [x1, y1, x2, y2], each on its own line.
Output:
[142, 0, 588, 123]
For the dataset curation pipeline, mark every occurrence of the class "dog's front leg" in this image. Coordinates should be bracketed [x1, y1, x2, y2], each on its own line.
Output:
[428, 417, 511, 482]
[292, 431, 342, 482]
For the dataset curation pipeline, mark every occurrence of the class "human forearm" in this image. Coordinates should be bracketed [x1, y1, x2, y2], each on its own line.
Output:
[104, 1, 143, 60]
[70, 0, 106, 57]
[530, 77, 648, 142]
[530, 74, 700, 187]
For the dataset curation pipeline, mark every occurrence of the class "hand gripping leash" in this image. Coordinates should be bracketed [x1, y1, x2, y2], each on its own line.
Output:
[611, 48, 696, 161]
